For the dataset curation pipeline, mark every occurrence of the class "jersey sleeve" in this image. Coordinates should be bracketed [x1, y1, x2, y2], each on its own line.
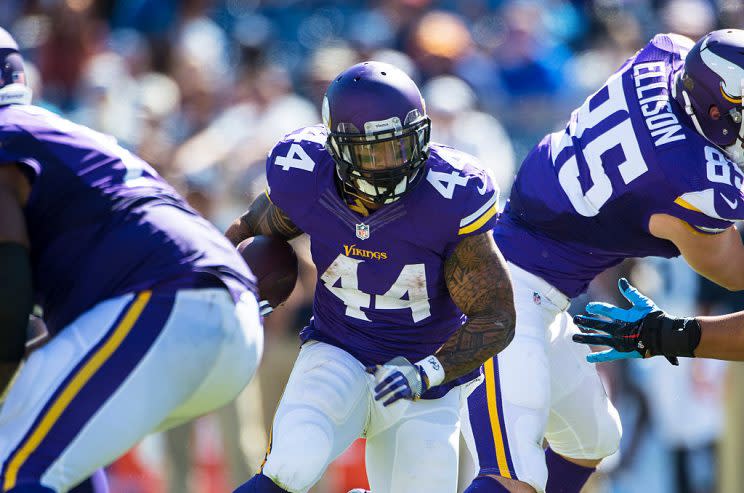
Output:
[456, 166, 500, 238]
[264, 125, 326, 225]
[0, 122, 42, 183]
[665, 146, 744, 234]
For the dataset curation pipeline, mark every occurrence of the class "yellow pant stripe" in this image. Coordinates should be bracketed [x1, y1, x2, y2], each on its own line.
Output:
[3, 291, 152, 490]
[484, 358, 512, 479]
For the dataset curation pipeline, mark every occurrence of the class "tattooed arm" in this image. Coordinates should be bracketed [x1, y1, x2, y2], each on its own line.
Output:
[224, 192, 303, 245]
[437, 230, 516, 383]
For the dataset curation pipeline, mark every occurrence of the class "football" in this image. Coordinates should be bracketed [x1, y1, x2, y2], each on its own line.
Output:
[237, 235, 299, 310]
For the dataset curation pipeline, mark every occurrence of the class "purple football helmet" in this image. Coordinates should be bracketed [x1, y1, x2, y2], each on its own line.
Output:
[673, 29, 744, 165]
[323, 61, 431, 205]
[0, 27, 31, 106]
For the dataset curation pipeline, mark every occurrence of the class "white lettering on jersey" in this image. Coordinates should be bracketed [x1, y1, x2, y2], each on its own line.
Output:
[633, 62, 686, 147]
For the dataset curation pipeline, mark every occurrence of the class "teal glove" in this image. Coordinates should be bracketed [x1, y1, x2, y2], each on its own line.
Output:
[572, 278, 698, 365]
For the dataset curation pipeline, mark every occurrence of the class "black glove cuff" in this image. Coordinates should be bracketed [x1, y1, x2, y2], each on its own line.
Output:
[642, 312, 701, 358]
[0, 242, 32, 363]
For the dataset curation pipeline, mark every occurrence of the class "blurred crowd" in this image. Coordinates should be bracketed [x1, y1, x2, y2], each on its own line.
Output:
[4, 0, 744, 492]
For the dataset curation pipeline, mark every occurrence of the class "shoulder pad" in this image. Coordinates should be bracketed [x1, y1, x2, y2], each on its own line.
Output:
[666, 33, 695, 53]
[426, 144, 500, 238]
[647, 33, 694, 57]
[265, 125, 330, 219]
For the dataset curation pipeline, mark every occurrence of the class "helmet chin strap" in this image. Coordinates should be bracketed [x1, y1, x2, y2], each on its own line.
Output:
[675, 82, 708, 138]
[0, 83, 32, 106]
[672, 71, 707, 137]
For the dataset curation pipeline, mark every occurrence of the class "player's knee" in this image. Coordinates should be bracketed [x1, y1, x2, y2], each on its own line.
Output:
[595, 412, 622, 458]
[392, 418, 458, 485]
[586, 406, 622, 459]
[551, 407, 622, 460]
[262, 411, 334, 492]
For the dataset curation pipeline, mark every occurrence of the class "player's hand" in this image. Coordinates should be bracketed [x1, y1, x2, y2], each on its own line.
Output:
[367, 356, 429, 406]
[572, 278, 679, 366]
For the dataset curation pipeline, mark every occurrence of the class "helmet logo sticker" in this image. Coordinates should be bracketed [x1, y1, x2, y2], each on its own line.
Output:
[700, 41, 744, 103]
[355, 223, 370, 240]
[363, 117, 402, 135]
[720, 84, 742, 104]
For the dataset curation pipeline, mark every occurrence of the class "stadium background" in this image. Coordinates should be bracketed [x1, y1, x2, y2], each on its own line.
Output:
[4, 0, 743, 491]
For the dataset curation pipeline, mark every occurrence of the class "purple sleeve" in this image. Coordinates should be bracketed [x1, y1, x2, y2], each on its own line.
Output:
[661, 144, 744, 235]
[0, 125, 41, 182]
[438, 157, 501, 259]
[264, 127, 325, 225]
[456, 166, 500, 238]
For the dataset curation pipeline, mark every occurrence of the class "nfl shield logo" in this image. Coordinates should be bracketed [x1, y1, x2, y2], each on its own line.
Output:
[355, 223, 370, 240]
[533, 292, 542, 305]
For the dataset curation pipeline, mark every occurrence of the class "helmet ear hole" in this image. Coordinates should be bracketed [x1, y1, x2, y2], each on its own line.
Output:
[709, 105, 721, 120]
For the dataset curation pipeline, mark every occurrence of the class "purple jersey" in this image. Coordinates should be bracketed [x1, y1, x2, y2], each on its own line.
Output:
[496, 34, 744, 297]
[266, 125, 499, 397]
[0, 104, 256, 333]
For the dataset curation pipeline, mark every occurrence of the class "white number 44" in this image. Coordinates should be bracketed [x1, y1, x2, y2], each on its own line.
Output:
[427, 170, 468, 199]
[320, 254, 431, 323]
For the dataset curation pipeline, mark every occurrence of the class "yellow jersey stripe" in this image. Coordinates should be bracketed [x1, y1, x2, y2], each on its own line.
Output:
[458, 204, 498, 235]
[3, 291, 152, 490]
[460, 190, 499, 227]
[674, 197, 703, 213]
[484, 358, 512, 479]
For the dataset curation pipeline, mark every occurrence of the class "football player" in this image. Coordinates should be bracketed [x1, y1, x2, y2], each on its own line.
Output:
[0, 28, 263, 492]
[462, 29, 744, 493]
[224, 61, 516, 493]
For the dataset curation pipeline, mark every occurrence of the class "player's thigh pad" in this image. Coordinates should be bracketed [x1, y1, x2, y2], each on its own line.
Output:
[462, 268, 557, 491]
[544, 310, 621, 460]
[0, 287, 259, 492]
[261, 341, 370, 493]
[158, 290, 263, 430]
[365, 384, 463, 493]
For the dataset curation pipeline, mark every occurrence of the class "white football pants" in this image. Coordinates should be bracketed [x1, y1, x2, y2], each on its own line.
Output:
[261, 340, 477, 493]
[461, 263, 622, 492]
[0, 287, 263, 492]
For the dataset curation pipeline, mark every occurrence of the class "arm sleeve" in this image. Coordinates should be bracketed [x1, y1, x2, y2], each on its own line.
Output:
[671, 188, 744, 235]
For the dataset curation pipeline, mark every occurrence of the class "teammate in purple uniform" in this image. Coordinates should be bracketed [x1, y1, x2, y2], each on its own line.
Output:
[571, 31, 744, 365]
[463, 29, 744, 493]
[225, 61, 516, 493]
[0, 28, 263, 492]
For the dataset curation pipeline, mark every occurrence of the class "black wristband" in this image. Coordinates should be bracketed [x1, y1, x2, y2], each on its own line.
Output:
[642, 311, 701, 358]
[0, 242, 33, 362]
